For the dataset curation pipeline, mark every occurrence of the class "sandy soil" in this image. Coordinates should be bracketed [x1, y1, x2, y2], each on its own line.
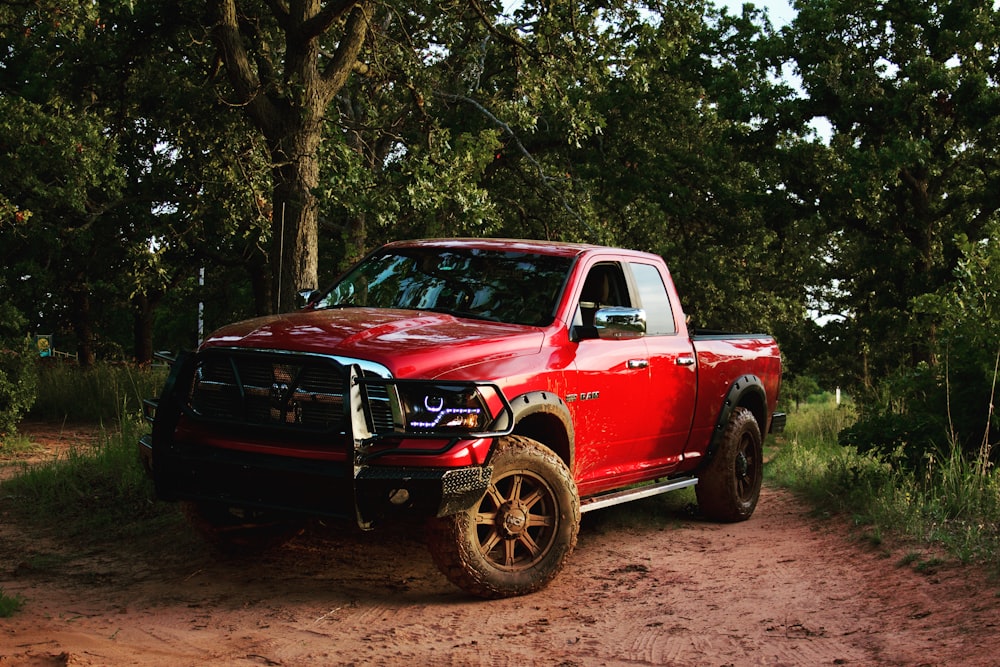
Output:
[1, 423, 998, 666]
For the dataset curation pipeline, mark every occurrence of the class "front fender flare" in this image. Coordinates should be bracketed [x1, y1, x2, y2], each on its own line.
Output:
[491, 390, 575, 470]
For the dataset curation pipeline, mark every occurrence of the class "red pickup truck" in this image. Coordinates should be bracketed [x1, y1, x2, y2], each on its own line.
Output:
[141, 238, 783, 598]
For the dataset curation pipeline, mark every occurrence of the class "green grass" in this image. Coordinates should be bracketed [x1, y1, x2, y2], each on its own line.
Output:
[3, 362, 180, 551]
[0, 431, 40, 457]
[0, 588, 25, 617]
[29, 362, 167, 424]
[767, 396, 1000, 571]
[2, 416, 178, 542]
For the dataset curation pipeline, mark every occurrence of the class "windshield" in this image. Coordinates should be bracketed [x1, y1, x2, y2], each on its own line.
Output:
[316, 247, 573, 327]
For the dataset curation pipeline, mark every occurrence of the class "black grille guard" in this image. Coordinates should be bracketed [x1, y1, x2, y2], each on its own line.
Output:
[143, 350, 516, 530]
[147, 349, 515, 461]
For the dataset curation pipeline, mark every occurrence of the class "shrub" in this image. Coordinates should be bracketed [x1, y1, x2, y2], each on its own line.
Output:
[0, 588, 25, 618]
[844, 224, 1000, 471]
[838, 364, 953, 470]
[0, 302, 37, 437]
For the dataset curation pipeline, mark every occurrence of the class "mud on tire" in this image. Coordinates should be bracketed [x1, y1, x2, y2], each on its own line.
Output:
[426, 435, 580, 598]
[696, 407, 763, 522]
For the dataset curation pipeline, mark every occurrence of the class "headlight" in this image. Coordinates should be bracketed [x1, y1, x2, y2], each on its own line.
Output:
[397, 384, 489, 433]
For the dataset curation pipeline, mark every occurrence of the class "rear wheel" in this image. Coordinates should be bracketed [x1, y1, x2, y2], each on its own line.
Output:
[426, 435, 580, 598]
[696, 407, 763, 522]
[181, 501, 303, 555]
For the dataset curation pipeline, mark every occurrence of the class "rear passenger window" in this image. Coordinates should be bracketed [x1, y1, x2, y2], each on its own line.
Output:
[630, 263, 676, 335]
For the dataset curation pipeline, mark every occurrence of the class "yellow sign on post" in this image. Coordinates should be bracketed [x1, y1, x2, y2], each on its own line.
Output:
[35, 334, 52, 358]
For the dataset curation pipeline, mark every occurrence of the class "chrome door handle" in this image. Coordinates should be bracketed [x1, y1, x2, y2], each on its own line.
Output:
[627, 359, 649, 369]
[675, 356, 696, 367]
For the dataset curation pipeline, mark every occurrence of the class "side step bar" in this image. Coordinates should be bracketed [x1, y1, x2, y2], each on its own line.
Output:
[580, 476, 698, 514]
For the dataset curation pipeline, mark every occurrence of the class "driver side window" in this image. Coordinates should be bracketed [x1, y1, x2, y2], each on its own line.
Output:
[578, 262, 630, 326]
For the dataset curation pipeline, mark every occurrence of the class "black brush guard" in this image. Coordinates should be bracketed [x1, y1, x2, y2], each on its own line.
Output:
[139, 350, 514, 529]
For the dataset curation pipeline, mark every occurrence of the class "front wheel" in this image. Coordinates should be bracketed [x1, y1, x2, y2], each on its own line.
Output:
[696, 407, 763, 522]
[426, 435, 580, 598]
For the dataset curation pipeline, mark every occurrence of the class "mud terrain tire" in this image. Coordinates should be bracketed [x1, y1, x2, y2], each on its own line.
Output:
[696, 407, 763, 522]
[426, 435, 580, 598]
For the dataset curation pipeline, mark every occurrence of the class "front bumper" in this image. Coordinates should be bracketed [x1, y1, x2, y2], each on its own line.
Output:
[139, 435, 492, 526]
[139, 350, 512, 529]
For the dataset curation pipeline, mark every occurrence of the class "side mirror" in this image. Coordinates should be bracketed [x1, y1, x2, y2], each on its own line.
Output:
[298, 288, 321, 308]
[594, 307, 646, 340]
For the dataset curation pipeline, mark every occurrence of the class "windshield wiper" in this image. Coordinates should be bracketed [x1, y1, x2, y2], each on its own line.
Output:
[318, 303, 358, 310]
[418, 307, 501, 323]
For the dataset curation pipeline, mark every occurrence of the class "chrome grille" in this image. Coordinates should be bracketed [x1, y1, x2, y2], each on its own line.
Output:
[187, 350, 394, 434]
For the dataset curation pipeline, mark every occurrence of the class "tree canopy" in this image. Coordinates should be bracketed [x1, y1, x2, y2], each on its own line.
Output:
[1, 0, 998, 459]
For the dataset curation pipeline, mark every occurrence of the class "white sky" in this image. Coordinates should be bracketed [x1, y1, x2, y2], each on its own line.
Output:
[500, 1, 798, 27]
[719, 0, 796, 26]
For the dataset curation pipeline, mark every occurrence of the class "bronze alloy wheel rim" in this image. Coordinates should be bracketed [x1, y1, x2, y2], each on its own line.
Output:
[475, 469, 558, 572]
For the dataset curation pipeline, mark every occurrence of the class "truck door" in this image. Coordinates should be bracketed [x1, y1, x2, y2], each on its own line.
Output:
[569, 261, 656, 492]
[628, 261, 698, 466]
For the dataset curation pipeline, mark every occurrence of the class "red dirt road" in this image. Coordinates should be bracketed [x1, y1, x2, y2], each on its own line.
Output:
[1, 426, 998, 666]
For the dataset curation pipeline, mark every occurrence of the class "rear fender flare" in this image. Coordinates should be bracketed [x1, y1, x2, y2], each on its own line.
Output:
[705, 375, 767, 462]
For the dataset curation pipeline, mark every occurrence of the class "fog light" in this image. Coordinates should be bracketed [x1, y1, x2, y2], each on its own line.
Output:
[388, 488, 410, 506]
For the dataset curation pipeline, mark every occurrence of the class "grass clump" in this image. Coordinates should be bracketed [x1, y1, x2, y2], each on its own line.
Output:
[767, 395, 1000, 570]
[29, 362, 167, 425]
[2, 416, 179, 542]
[0, 431, 40, 457]
[0, 362, 182, 599]
[0, 588, 25, 617]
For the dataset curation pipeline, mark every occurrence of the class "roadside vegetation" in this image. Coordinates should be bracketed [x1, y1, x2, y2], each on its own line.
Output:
[29, 361, 167, 425]
[2, 416, 177, 539]
[769, 394, 1000, 572]
[1, 363, 177, 544]
[0, 587, 25, 618]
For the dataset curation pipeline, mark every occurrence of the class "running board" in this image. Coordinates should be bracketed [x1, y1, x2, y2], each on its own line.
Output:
[580, 477, 698, 513]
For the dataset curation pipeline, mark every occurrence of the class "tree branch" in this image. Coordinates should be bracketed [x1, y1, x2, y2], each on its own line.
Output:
[302, 0, 361, 40]
[435, 91, 593, 234]
[468, 0, 538, 58]
[209, 0, 282, 137]
[263, 0, 292, 32]
[317, 2, 371, 105]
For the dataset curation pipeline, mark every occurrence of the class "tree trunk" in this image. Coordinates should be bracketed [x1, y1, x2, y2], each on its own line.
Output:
[271, 130, 321, 312]
[247, 251, 272, 318]
[210, 0, 371, 315]
[132, 291, 156, 366]
[69, 279, 96, 368]
[342, 213, 367, 271]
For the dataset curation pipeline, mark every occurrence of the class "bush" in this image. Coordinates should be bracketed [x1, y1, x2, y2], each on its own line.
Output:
[0, 588, 25, 618]
[838, 364, 953, 470]
[0, 302, 37, 437]
[844, 224, 1000, 471]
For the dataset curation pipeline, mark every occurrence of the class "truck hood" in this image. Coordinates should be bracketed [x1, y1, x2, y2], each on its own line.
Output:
[200, 307, 545, 378]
